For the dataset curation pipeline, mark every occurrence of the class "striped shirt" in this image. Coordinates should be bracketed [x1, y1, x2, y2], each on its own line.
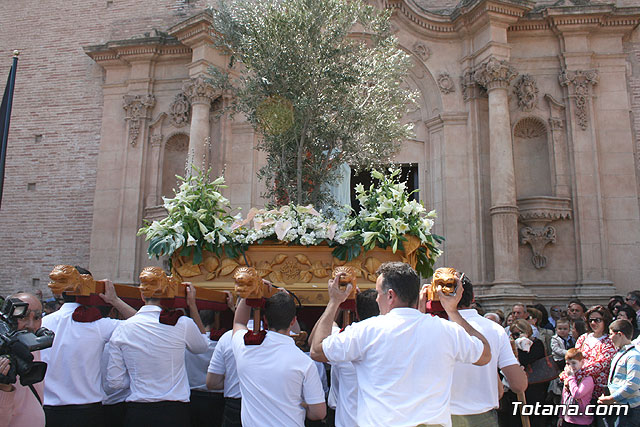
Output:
[608, 344, 640, 408]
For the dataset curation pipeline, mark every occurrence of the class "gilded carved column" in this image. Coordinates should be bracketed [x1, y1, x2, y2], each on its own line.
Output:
[474, 57, 520, 286]
[183, 76, 219, 172]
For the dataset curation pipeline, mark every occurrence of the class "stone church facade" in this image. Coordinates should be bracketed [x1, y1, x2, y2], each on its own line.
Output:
[1, 0, 640, 310]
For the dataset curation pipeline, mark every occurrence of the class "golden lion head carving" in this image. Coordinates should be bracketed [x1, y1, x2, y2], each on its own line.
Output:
[234, 267, 264, 299]
[48, 265, 94, 296]
[139, 266, 181, 299]
[428, 267, 458, 301]
[332, 266, 357, 299]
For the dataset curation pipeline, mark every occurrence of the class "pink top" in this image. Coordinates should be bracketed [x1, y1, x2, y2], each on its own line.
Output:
[0, 351, 45, 427]
[561, 374, 594, 426]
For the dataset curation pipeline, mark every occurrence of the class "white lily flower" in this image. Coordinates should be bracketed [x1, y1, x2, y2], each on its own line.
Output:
[204, 231, 216, 243]
[275, 220, 293, 240]
[327, 223, 337, 240]
[363, 231, 379, 246]
[197, 219, 208, 235]
[186, 233, 197, 247]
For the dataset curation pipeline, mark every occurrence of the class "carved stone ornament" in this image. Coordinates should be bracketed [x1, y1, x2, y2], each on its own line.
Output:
[182, 75, 219, 105]
[168, 92, 191, 128]
[548, 117, 564, 131]
[437, 73, 455, 94]
[461, 70, 485, 101]
[513, 74, 539, 112]
[514, 117, 546, 139]
[123, 94, 156, 146]
[559, 69, 599, 131]
[412, 42, 430, 61]
[520, 225, 556, 269]
[473, 57, 517, 91]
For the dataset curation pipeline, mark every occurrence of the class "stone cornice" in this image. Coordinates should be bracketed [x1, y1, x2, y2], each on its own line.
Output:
[84, 33, 190, 65]
[168, 10, 216, 46]
[385, 0, 533, 38]
[517, 196, 572, 223]
[508, 5, 640, 34]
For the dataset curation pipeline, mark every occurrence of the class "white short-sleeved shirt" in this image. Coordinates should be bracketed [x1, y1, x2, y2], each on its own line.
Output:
[207, 330, 241, 398]
[322, 307, 483, 427]
[185, 334, 221, 392]
[450, 309, 518, 415]
[232, 329, 326, 427]
[107, 305, 208, 402]
[41, 302, 121, 405]
[328, 326, 358, 427]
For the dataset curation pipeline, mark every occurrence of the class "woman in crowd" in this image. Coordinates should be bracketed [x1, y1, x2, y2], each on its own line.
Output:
[506, 319, 548, 427]
[570, 318, 587, 342]
[527, 307, 552, 353]
[616, 304, 639, 339]
[562, 305, 616, 426]
[607, 296, 624, 318]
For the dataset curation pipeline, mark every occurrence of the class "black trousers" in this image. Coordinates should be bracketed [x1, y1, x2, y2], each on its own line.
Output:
[103, 402, 127, 427]
[124, 401, 189, 427]
[222, 397, 242, 427]
[44, 402, 105, 427]
[189, 390, 224, 427]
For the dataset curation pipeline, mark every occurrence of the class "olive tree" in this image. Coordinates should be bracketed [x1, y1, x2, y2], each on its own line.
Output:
[209, 0, 415, 207]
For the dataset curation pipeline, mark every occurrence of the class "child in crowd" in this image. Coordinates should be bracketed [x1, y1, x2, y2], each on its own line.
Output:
[570, 319, 587, 342]
[549, 319, 575, 415]
[560, 348, 594, 427]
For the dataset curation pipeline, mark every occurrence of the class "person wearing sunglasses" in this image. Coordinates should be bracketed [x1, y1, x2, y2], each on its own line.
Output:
[560, 305, 616, 426]
[625, 291, 640, 328]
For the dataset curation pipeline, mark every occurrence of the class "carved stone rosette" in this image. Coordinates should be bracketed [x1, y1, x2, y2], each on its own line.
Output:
[412, 42, 430, 61]
[168, 92, 191, 127]
[559, 69, 599, 131]
[513, 74, 539, 112]
[473, 57, 517, 91]
[182, 75, 219, 106]
[123, 94, 156, 146]
[437, 73, 455, 94]
[520, 226, 556, 269]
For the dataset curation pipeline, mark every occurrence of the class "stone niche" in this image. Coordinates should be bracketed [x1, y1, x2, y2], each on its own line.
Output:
[513, 116, 572, 271]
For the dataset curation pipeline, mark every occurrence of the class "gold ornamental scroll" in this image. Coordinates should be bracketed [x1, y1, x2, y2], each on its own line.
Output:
[171, 239, 425, 307]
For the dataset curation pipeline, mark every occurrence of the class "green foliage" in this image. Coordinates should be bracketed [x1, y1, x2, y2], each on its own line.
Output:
[209, 0, 415, 207]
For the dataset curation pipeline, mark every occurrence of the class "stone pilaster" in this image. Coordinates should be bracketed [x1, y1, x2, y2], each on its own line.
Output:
[474, 57, 524, 292]
[183, 75, 218, 172]
[559, 70, 599, 131]
[123, 94, 155, 146]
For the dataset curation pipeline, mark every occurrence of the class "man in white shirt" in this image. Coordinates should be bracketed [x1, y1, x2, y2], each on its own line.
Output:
[185, 309, 225, 427]
[450, 274, 528, 427]
[41, 271, 136, 427]
[310, 262, 491, 427]
[107, 282, 208, 427]
[232, 291, 326, 427]
[207, 328, 242, 427]
[327, 288, 379, 427]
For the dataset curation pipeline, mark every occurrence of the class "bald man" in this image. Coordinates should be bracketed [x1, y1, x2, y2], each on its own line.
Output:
[0, 292, 46, 427]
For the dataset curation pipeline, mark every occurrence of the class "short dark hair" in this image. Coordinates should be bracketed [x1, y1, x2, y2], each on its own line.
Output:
[610, 319, 634, 340]
[376, 262, 420, 307]
[356, 289, 379, 321]
[264, 291, 296, 331]
[570, 319, 587, 337]
[199, 310, 215, 327]
[568, 300, 587, 313]
[627, 291, 640, 305]
[457, 274, 474, 309]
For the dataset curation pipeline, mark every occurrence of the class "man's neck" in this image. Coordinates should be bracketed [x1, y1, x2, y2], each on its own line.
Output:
[618, 339, 632, 350]
[270, 328, 290, 336]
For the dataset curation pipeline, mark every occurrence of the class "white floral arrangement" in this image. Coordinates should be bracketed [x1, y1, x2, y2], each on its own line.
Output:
[137, 168, 240, 264]
[138, 167, 441, 276]
[230, 204, 350, 246]
[334, 168, 442, 277]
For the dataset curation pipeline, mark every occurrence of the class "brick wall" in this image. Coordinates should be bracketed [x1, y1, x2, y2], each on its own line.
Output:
[0, 0, 206, 297]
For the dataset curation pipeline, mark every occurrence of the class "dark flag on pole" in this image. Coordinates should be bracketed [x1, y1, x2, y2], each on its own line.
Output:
[0, 51, 19, 210]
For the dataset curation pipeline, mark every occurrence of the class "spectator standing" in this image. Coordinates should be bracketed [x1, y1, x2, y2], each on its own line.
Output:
[625, 291, 640, 328]
[568, 300, 587, 321]
[598, 319, 640, 427]
[617, 304, 639, 340]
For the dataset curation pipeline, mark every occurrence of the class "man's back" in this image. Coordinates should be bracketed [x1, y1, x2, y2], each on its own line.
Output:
[450, 309, 518, 415]
[232, 330, 325, 427]
[208, 330, 241, 398]
[322, 308, 483, 427]
[41, 303, 120, 405]
[107, 305, 207, 402]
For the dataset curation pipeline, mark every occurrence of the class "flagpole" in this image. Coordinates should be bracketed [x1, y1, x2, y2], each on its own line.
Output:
[0, 50, 19, 210]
